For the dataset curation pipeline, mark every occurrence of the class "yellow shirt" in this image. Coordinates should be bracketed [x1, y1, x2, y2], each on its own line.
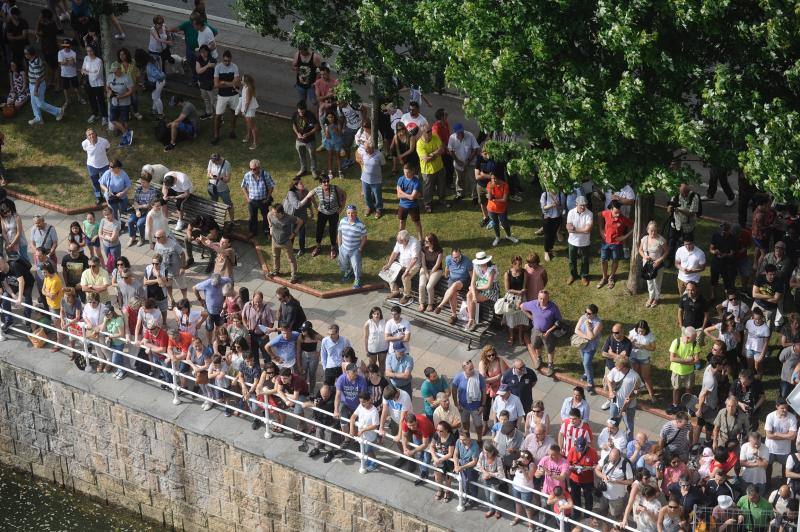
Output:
[80, 268, 111, 303]
[668, 338, 700, 376]
[416, 134, 444, 175]
[43, 275, 63, 310]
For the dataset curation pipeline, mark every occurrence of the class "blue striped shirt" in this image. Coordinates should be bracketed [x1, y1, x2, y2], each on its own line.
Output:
[133, 185, 159, 209]
[240, 170, 274, 201]
[337, 216, 367, 252]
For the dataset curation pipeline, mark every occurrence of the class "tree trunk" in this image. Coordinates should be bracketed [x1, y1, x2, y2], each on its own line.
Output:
[101, 14, 112, 128]
[626, 194, 655, 295]
[368, 75, 380, 150]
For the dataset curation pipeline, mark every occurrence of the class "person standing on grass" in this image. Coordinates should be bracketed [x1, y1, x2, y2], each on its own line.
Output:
[597, 200, 633, 290]
[266, 204, 302, 284]
[237, 74, 259, 150]
[81, 128, 111, 206]
[674, 235, 706, 296]
[566, 196, 593, 285]
[447, 123, 480, 202]
[211, 50, 240, 145]
[638, 220, 669, 307]
[486, 171, 519, 247]
[666, 326, 701, 415]
[241, 159, 275, 239]
[207, 153, 234, 222]
[358, 140, 385, 219]
[337, 204, 367, 289]
[144, 53, 166, 120]
[540, 187, 563, 262]
[416, 124, 447, 213]
[396, 162, 424, 240]
[57, 38, 82, 107]
[81, 45, 107, 126]
[24, 45, 64, 126]
[292, 99, 319, 179]
[195, 45, 216, 120]
[106, 61, 134, 147]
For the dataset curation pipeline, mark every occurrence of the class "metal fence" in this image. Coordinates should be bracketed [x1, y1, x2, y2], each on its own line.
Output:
[0, 296, 640, 532]
[692, 503, 796, 532]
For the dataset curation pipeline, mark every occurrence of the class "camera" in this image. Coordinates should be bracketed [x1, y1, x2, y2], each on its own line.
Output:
[191, 228, 202, 239]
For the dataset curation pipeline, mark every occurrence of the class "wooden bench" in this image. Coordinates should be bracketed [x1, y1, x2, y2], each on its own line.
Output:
[382, 277, 500, 350]
[120, 194, 229, 249]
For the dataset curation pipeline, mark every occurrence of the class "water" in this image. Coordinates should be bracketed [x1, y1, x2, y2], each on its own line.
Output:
[0, 464, 165, 531]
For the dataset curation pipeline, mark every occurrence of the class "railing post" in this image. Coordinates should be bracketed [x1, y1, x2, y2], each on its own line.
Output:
[170, 359, 180, 405]
[263, 398, 272, 439]
[456, 473, 465, 512]
[358, 436, 367, 474]
[81, 326, 94, 374]
[558, 512, 565, 532]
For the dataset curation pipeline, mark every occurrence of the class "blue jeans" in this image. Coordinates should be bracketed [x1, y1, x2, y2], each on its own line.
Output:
[360, 439, 376, 468]
[459, 467, 478, 501]
[581, 349, 596, 386]
[87, 165, 108, 200]
[361, 182, 383, 211]
[106, 197, 129, 221]
[110, 342, 128, 375]
[610, 402, 636, 441]
[295, 84, 316, 106]
[412, 435, 431, 478]
[128, 210, 147, 239]
[153, 357, 173, 384]
[103, 243, 122, 262]
[481, 478, 500, 507]
[337, 247, 362, 282]
[30, 82, 60, 121]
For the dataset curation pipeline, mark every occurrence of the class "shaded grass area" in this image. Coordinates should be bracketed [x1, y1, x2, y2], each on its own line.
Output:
[2, 90, 782, 406]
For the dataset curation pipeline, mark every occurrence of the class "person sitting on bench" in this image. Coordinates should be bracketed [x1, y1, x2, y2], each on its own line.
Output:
[434, 247, 473, 324]
[186, 214, 220, 270]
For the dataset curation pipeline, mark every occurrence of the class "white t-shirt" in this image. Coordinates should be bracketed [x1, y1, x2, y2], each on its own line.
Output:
[393, 237, 421, 268]
[383, 389, 413, 424]
[196, 26, 218, 59]
[400, 112, 428, 129]
[447, 131, 480, 171]
[720, 300, 750, 330]
[675, 246, 706, 283]
[81, 56, 104, 87]
[58, 48, 78, 77]
[739, 442, 769, 484]
[354, 404, 380, 442]
[385, 318, 411, 354]
[605, 185, 635, 218]
[82, 137, 111, 168]
[207, 159, 232, 192]
[628, 329, 655, 361]
[598, 427, 628, 455]
[165, 171, 193, 193]
[744, 319, 771, 353]
[566, 207, 593, 247]
[765, 412, 797, 455]
[601, 457, 633, 500]
[175, 309, 204, 336]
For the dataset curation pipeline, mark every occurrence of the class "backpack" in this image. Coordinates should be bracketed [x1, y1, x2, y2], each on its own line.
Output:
[154, 119, 170, 145]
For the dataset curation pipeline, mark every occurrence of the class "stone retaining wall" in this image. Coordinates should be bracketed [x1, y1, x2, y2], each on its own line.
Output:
[0, 360, 448, 531]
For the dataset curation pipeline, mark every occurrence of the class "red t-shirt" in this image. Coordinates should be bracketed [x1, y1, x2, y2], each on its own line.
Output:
[401, 414, 435, 440]
[168, 332, 193, 354]
[432, 120, 450, 145]
[143, 328, 169, 360]
[736, 227, 752, 260]
[709, 451, 738, 476]
[486, 180, 509, 214]
[566, 446, 599, 484]
[601, 210, 633, 244]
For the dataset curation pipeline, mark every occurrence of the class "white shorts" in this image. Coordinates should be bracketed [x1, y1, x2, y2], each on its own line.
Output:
[169, 271, 187, 290]
[216, 95, 239, 115]
[241, 107, 257, 118]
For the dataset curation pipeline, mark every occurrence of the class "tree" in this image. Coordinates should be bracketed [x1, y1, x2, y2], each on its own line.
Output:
[234, 0, 441, 145]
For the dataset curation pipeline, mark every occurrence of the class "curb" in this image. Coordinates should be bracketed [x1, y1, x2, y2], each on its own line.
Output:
[6, 190, 97, 216]
[546, 367, 671, 421]
[252, 239, 383, 299]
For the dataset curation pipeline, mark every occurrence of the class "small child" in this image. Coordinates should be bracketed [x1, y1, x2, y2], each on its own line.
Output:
[221, 283, 240, 323]
[82, 212, 100, 258]
[490, 410, 510, 436]
[320, 111, 343, 179]
[67, 221, 86, 250]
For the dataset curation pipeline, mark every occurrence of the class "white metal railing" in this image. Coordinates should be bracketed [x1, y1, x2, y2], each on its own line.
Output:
[0, 295, 636, 532]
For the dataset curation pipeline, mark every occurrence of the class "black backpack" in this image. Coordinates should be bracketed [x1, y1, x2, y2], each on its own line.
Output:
[154, 119, 169, 145]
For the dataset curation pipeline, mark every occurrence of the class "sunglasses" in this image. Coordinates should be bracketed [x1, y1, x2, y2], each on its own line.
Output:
[612, 331, 622, 334]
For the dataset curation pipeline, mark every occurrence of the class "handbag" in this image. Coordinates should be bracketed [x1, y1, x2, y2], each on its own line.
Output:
[640, 260, 662, 280]
[196, 370, 209, 385]
[494, 293, 515, 315]
[570, 333, 588, 349]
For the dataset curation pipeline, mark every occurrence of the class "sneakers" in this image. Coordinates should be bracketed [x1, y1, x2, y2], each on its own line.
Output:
[128, 237, 138, 247]
[133, 112, 143, 120]
[323, 451, 335, 463]
[486, 220, 495, 230]
[202, 401, 212, 411]
[480, 217, 490, 228]
[199, 113, 212, 121]
[352, 280, 363, 289]
[251, 418, 262, 430]
[399, 296, 412, 306]
[56, 106, 65, 121]
[365, 462, 378, 472]
[666, 404, 679, 415]
[175, 220, 186, 231]
[101, 117, 108, 126]
[289, 274, 299, 284]
[510, 193, 523, 202]
[164, 143, 176, 152]
[28, 118, 43, 126]
[114, 32, 126, 40]
[307, 447, 320, 458]
[491, 237, 500, 247]
[505, 235, 519, 243]
[725, 198, 736, 207]
[600, 400, 611, 410]
[87, 114, 97, 124]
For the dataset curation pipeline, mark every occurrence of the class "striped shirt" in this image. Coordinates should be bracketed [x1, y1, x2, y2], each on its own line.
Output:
[337, 216, 366, 252]
[559, 419, 593, 456]
[314, 185, 341, 215]
[27, 57, 46, 83]
[240, 170, 275, 201]
[659, 420, 691, 457]
[133, 185, 159, 209]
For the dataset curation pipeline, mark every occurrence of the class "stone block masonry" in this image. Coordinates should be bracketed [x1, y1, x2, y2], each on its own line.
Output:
[0, 358, 460, 531]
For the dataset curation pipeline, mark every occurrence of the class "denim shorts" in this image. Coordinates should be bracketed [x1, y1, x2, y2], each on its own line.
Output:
[512, 487, 533, 503]
[745, 348, 764, 360]
[110, 104, 130, 123]
[600, 243, 624, 261]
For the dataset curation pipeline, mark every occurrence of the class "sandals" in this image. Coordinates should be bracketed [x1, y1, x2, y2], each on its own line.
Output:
[484, 510, 495, 518]
[434, 490, 444, 500]
[418, 304, 426, 312]
[426, 305, 434, 312]
[608, 278, 616, 289]
[443, 491, 452, 501]
[449, 315, 457, 325]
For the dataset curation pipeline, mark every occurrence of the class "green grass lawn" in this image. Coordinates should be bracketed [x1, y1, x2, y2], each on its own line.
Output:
[2, 88, 783, 407]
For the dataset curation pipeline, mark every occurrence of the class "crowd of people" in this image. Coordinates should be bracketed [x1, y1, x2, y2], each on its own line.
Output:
[3, 1, 800, 531]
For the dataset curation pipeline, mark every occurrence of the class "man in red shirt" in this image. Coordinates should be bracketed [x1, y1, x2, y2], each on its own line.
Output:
[167, 328, 192, 388]
[598, 200, 633, 289]
[401, 412, 434, 484]
[558, 408, 593, 456]
[140, 320, 170, 387]
[566, 436, 598, 521]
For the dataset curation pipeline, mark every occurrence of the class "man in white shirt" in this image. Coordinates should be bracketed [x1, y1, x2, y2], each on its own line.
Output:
[597, 417, 628, 462]
[349, 392, 380, 472]
[57, 39, 81, 106]
[491, 384, 525, 424]
[382, 229, 421, 305]
[400, 100, 428, 129]
[447, 124, 480, 201]
[674, 235, 706, 295]
[765, 398, 797, 490]
[739, 432, 770, 494]
[379, 383, 414, 462]
[82, 128, 111, 205]
[384, 305, 411, 354]
[193, 18, 218, 60]
[162, 170, 193, 231]
[565, 195, 593, 285]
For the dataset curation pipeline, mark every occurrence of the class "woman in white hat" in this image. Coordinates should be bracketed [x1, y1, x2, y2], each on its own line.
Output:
[464, 251, 498, 331]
